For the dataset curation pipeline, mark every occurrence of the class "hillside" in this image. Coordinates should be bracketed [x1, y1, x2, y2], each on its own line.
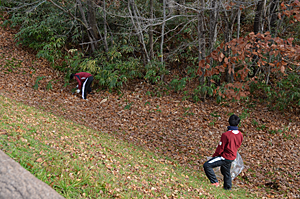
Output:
[0, 21, 299, 198]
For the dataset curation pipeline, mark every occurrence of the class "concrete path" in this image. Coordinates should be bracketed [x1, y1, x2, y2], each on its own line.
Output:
[0, 150, 64, 199]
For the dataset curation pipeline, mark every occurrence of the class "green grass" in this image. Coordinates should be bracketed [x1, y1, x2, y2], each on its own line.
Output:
[0, 95, 254, 198]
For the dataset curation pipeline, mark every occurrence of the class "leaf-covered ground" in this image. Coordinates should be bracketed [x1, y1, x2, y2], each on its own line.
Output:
[0, 23, 299, 198]
[1, 95, 219, 198]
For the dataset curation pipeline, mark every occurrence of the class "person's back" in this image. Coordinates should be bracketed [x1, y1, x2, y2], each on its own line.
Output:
[213, 125, 243, 160]
[70, 72, 94, 100]
[203, 114, 243, 190]
[75, 72, 92, 79]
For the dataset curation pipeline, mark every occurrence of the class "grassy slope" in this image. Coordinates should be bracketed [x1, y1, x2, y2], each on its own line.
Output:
[0, 95, 254, 198]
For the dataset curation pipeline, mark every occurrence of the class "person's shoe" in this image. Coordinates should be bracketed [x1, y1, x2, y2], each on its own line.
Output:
[211, 182, 220, 187]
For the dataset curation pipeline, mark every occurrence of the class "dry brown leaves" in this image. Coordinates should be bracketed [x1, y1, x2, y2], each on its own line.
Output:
[0, 23, 299, 198]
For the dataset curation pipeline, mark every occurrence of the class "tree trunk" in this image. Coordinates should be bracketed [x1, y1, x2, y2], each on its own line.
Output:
[198, 0, 205, 85]
[168, 0, 175, 15]
[237, 8, 241, 39]
[161, 0, 166, 64]
[221, 2, 238, 43]
[48, 0, 97, 53]
[77, 0, 96, 53]
[208, 0, 218, 87]
[209, 0, 218, 53]
[103, 0, 108, 52]
[178, 0, 185, 15]
[254, 0, 264, 34]
[160, 0, 166, 82]
[270, 0, 279, 35]
[198, 1, 205, 60]
[149, 0, 154, 60]
[87, 0, 99, 40]
[219, 3, 239, 82]
[128, 0, 150, 64]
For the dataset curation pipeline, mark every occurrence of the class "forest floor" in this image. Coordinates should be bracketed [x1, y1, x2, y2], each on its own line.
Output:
[0, 22, 299, 198]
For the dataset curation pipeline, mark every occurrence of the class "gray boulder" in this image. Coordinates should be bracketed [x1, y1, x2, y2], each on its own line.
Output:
[0, 150, 64, 199]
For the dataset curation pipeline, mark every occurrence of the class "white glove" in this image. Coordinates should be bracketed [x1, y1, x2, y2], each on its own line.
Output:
[76, 89, 80, 93]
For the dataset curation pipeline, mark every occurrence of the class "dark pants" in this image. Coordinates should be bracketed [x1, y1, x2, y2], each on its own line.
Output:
[81, 76, 93, 99]
[203, 156, 233, 190]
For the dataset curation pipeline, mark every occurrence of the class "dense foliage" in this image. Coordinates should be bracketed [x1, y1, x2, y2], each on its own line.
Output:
[1, 0, 300, 110]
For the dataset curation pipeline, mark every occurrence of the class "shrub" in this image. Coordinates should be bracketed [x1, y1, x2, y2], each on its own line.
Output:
[250, 72, 300, 110]
[67, 46, 143, 90]
[3, 2, 74, 67]
[144, 60, 169, 84]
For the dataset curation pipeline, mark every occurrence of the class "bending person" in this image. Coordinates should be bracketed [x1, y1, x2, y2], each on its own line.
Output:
[70, 72, 94, 100]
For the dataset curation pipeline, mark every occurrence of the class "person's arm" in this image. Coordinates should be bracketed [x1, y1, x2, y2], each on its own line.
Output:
[212, 133, 227, 157]
[75, 75, 82, 90]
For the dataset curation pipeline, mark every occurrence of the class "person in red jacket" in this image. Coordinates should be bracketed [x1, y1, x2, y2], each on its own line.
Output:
[203, 114, 243, 190]
[70, 72, 94, 99]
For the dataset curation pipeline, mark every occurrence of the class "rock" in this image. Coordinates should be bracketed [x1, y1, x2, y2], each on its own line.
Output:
[0, 150, 64, 199]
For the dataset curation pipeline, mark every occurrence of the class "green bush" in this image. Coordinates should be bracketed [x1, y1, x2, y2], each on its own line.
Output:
[95, 57, 142, 89]
[193, 83, 215, 102]
[168, 76, 187, 93]
[3, 2, 74, 67]
[67, 46, 143, 90]
[144, 60, 169, 84]
[250, 72, 300, 110]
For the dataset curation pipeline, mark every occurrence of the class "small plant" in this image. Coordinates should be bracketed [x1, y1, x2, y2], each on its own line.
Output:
[184, 107, 190, 111]
[251, 119, 259, 126]
[283, 133, 292, 140]
[209, 119, 216, 126]
[156, 91, 163, 98]
[250, 72, 300, 111]
[117, 92, 124, 100]
[268, 130, 277, 135]
[144, 102, 151, 106]
[183, 107, 194, 117]
[124, 102, 133, 110]
[33, 76, 45, 90]
[155, 105, 162, 113]
[268, 141, 273, 146]
[239, 109, 249, 120]
[256, 124, 266, 131]
[168, 77, 187, 93]
[144, 60, 169, 84]
[193, 84, 215, 101]
[227, 112, 234, 116]
[277, 129, 283, 133]
[210, 111, 220, 118]
[182, 91, 192, 101]
[3, 57, 22, 72]
[246, 102, 256, 108]
[46, 80, 56, 91]
[185, 112, 194, 116]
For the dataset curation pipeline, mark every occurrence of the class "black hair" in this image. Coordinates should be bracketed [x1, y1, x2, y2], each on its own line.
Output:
[228, 114, 240, 126]
[70, 73, 75, 80]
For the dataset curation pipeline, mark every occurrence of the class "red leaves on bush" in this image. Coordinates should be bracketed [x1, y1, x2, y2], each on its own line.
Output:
[197, 29, 300, 101]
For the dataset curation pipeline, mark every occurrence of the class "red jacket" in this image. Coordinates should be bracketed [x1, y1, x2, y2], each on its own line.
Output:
[213, 128, 243, 160]
[74, 72, 92, 90]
